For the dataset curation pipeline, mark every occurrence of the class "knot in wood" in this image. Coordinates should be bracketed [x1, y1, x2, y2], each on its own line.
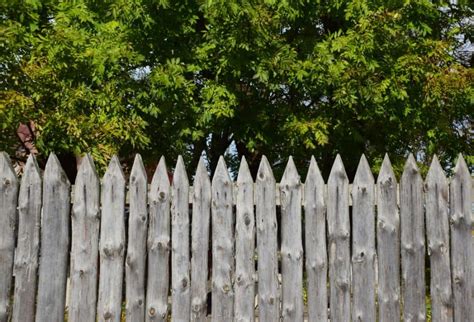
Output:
[223, 284, 231, 293]
[148, 307, 156, 317]
[159, 191, 166, 200]
[141, 215, 146, 222]
[244, 215, 251, 226]
[181, 277, 188, 288]
[103, 311, 112, 320]
[79, 269, 84, 277]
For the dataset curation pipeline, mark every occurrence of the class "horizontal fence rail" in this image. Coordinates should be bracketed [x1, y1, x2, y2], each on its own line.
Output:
[0, 151, 472, 322]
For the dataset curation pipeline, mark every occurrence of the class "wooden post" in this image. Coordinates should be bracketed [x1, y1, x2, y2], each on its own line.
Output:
[327, 155, 350, 322]
[256, 156, 279, 321]
[0, 152, 18, 322]
[69, 154, 100, 322]
[376, 154, 400, 322]
[12, 155, 41, 322]
[171, 156, 191, 321]
[126, 154, 148, 322]
[191, 157, 211, 322]
[36, 153, 70, 322]
[234, 157, 255, 322]
[304, 156, 327, 322]
[400, 154, 425, 321]
[146, 157, 171, 322]
[425, 155, 453, 322]
[97, 156, 126, 322]
[449, 154, 473, 322]
[351, 155, 376, 322]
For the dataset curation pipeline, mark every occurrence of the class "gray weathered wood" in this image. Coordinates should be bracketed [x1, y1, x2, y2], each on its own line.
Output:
[351, 154, 376, 322]
[303, 156, 327, 322]
[126, 154, 148, 322]
[12, 155, 41, 322]
[400, 154, 426, 322]
[280, 157, 303, 322]
[191, 157, 211, 322]
[449, 154, 473, 322]
[171, 156, 191, 321]
[0, 152, 18, 322]
[97, 156, 126, 322]
[146, 157, 171, 322]
[256, 156, 279, 322]
[69, 154, 100, 322]
[36, 153, 70, 322]
[425, 155, 453, 322]
[211, 157, 234, 321]
[376, 154, 400, 322]
[327, 154, 351, 322]
[234, 156, 255, 322]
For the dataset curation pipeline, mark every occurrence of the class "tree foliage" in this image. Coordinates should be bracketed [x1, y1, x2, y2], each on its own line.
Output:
[1, 0, 472, 177]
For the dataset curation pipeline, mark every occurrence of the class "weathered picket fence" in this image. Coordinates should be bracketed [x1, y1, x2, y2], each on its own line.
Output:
[0, 151, 472, 322]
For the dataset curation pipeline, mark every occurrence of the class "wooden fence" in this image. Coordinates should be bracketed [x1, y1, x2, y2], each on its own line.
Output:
[0, 151, 472, 322]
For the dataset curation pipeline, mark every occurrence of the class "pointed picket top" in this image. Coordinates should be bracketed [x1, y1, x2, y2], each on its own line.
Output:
[281, 156, 300, 186]
[305, 156, 324, 185]
[77, 153, 98, 181]
[257, 155, 275, 182]
[401, 153, 421, 180]
[328, 154, 348, 183]
[426, 155, 447, 185]
[237, 156, 253, 184]
[0, 151, 17, 184]
[150, 156, 169, 191]
[23, 154, 41, 182]
[103, 155, 125, 183]
[453, 153, 470, 179]
[173, 155, 188, 186]
[44, 153, 70, 185]
[212, 156, 231, 185]
[353, 154, 373, 185]
[130, 154, 147, 182]
[377, 154, 396, 184]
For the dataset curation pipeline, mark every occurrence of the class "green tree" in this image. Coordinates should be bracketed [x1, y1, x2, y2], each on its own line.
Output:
[1, 0, 472, 178]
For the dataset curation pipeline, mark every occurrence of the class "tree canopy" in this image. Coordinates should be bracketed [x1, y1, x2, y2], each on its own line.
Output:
[1, 0, 472, 178]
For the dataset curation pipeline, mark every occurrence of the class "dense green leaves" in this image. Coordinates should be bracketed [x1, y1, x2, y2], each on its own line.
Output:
[1, 0, 472, 176]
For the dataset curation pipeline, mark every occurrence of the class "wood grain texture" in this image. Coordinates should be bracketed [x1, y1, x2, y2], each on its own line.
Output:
[0, 152, 18, 322]
[12, 155, 41, 322]
[376, 154, 400, 322]
[280, 157, 303, 322]
[69, 154, 100, 322]
[171, 156, 191, 321]
[191, 157, 211, 322]
[400, 154, 425, 322]
[327, 155, 350, 322]
[304, 156, 327, 322]
[234, 157, 255, 322]
[351, 155, 376, 322]
[425, 156, 453, 322]
[126, 154, 148, 322]
[255, 156, 279, 322]
[211, 157, 234, 322]
[36, 153, 71, 322]
[449, 154, 473, 322]
[97, 156, 126, 322]
[146, 157, 171, 322]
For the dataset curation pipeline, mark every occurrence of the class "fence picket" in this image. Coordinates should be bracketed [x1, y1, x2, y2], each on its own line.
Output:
[400, 154, 425, 321]
[146, 157, 170, 322]
[97, 156, 126, 322]
[304, 156, 327, 322]
[126, 154, 148, 322]
[36, 153, 70, 322]
[256, 156, 279, 322]
[449, 154, 473, 322]
[191, 157, 211, 322]
[211, 157, 234, 321]
[327, 155, 350, 322]
[425, 156, 453, 322]
[171, 156, 191, 321]
[376, 154, 401, 322]
[12, 155, 41, 322]
[0, 152, 18, 322]
[280, 157, 303, 322]
[234, 156, 255, 322]
[351, 155, 375, 322]
[69, 154, 100, 322]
